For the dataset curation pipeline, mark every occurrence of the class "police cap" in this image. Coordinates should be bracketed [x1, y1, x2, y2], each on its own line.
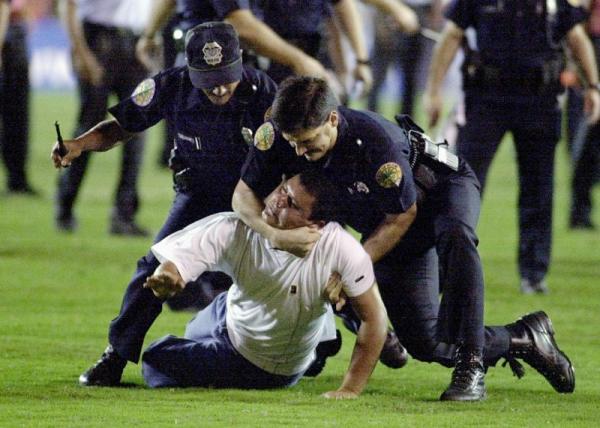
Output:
[185, 22, 243, 89]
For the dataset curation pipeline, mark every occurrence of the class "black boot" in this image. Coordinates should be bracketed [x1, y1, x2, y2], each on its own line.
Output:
[304, 330, 342, 377]
[504, 311, 575, 393]
[440, 348, 486, 401]
[79, 345, 127, 386]
[379, 329, 409, 369]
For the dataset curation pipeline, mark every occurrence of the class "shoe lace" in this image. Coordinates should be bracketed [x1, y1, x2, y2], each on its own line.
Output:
[502, 357, 526, 379]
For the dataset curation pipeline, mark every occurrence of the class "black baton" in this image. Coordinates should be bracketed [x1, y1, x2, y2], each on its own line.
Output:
[54, 121, 68, 157]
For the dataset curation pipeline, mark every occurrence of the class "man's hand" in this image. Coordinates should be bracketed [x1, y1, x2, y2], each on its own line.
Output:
[322, 388, 359, 400]
[324, 271, 347, 311]
[584, 87, 600, 124]
[353, 64, 373, 96]
[423, 90, 443, 129]
[270, 225, 322, 257]
[143, 271, 184, 299]
[51, 139, 82, 168]
[135, 35, 164, 73]
[72, 47, 105, 86]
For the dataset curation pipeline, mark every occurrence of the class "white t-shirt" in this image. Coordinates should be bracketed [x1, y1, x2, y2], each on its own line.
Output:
[151, 213, 375, 376]
[77, 0, 153, 33]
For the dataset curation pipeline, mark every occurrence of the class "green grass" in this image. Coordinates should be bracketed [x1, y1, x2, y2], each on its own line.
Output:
[1, 91, 599, 427]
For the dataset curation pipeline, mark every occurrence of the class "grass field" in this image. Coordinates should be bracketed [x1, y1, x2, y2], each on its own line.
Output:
[1, 91, 599, 427]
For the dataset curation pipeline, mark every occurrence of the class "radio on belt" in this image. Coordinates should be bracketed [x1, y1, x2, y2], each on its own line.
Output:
[409, 130, 459, 171]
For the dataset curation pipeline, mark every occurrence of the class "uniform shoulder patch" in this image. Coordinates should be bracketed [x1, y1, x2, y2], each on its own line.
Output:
[131, 78, 156, 107]
[254, 122, 275, 151]
[376, 162, 403, 188]
[263, 106, 273, 122]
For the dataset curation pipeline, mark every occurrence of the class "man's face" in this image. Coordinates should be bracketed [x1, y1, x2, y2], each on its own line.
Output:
[281, 111, 338, 161]
[262, 175, 317, 229]
[201, 81, 240, 105]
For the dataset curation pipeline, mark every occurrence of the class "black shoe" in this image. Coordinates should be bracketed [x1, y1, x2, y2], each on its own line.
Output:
[304, 329, 342, 377]
[79, 345, 127, 386]
[110, 218, 150, 237]
[379, 329, 408, 369]
[520, 278, 549, 295]
[504, 311, 574, 393]
[440, 349, 486, 401]
[7, 184, 40, 196]
[56, 214, 78, 232]
[569, 216, 595, 230]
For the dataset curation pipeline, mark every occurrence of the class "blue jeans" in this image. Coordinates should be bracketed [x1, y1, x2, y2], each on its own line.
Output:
[142, 293, 303, 388]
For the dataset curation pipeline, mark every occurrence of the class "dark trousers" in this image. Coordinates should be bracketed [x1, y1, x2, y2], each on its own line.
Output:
[457, 94, 561, 282]
[339, 163, 511, 367]
[109, 190, 232, 363]
[0, 23, 30, 190]
[56, 22, 147, 221]
[142, 292, 302, 388]
[367, 5, 432, 116]
[571, 120, 600, 221]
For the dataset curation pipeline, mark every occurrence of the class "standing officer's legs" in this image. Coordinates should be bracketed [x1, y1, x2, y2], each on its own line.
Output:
[1, 24, 32, 193]
[457, 96, 509, 190]
[570, 121, 600, 229]
[56, 78, 109, 230]
[109, 33, 149, 235]
[512, 104, 561, 292]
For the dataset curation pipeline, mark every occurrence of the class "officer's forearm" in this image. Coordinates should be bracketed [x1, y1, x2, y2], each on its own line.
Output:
[567, 24, 599, 86]
[226, 9, 318, 71]
[426, 21, 463, 94]
[337, 286, 387, 395]
[76, 119, 134, 152]
[232, 179, 279, 241]
[333, 0, 369, 62]
[363, 203, 417, 263]
[141, 0, 175, 39]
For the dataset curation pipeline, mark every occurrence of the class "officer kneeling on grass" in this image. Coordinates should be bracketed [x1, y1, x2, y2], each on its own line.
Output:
[140, 171, 387, 397]
[232, 76, 576, 401]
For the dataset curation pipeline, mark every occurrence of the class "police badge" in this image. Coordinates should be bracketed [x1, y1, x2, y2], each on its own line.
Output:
[376, 162, 403, 188]
[254, 123, 275, 151]
[203, 41, 223, 66]
[131, 78, 156, 107]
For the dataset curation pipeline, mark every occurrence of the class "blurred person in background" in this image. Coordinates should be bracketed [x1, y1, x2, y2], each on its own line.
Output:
[425, 0, 600, 294]
[0, 0, 36, 195]
[55, 0, 151, 236]
[367, 0, 442, 116]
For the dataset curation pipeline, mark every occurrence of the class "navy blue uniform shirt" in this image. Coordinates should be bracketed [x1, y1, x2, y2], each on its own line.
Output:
[446, 0, 586, 68]
[258, 0, 338, 39]
[110, 65, 277, 197]
[176, 0, 249, 32]
[241, 105, 417, 237]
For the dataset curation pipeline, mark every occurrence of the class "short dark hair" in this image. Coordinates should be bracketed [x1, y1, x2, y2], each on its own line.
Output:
[271, 76, 339, 134]
[298, 170, 345, 226]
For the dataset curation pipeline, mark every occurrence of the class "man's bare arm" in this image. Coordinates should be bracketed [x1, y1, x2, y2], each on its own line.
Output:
[225, 9, 328, 79]
[323, 283, 388, 399]
[423, 21, 464, 128]
[362, 203, 417, 263]
[51, 119, 134, 168]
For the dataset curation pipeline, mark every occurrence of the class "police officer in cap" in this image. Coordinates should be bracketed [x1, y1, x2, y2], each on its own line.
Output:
[233, 76, 575, 401]
[51, 22, 278, 386]
[424, 0, 600, 294]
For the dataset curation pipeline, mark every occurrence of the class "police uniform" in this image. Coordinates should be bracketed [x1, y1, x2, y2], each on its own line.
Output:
[447, 0, 587, 287]
[255, 0, 337, 82]
[241, 107, 515, 369]
[56, 0, 149, 233]
[105, 64, 276, 362]
[0, 0, 32, 193]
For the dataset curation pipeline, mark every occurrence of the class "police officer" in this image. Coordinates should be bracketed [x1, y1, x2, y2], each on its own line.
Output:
[56, 0, 150, 235]
[0, 0, 35, 195]
[424, 0, 600, 294]
[51, 22, 277, 386]
[232, 76, 576, 401]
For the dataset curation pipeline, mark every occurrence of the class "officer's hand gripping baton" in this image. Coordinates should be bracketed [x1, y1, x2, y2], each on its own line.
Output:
[54, 121, 68, 157]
